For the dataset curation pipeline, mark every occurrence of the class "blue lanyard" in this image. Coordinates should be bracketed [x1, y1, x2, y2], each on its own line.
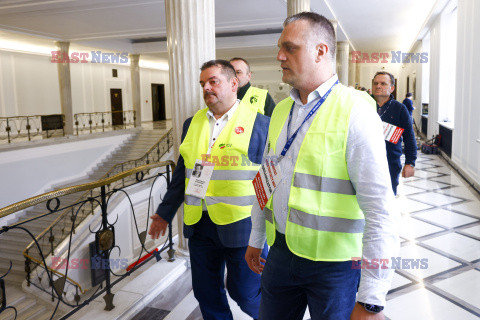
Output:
[281, 81, 338, 157]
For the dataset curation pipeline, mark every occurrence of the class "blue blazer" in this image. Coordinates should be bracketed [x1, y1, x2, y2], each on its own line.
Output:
[155, 113, 269, 248]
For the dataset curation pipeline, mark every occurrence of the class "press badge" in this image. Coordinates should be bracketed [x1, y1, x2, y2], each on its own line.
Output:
[383, 122, 404, 144]
[252, 152, 282, 210]
[185, 159, 214, 199]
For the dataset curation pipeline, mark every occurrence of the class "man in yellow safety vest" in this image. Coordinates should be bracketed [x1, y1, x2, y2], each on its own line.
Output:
[245, 12, 399, 320]
[149, 59, 269, 320]
[230, 57, 276, 117]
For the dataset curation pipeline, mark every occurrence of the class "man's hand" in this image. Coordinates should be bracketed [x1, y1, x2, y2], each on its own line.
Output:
[350, 303, 384, 320]
[148, 214, 168, 239]
[245, 246, 266, 274]
[401, 164, 415, 178]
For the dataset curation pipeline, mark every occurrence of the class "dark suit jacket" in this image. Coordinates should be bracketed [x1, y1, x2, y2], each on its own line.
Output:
[155, 112, 270, 248]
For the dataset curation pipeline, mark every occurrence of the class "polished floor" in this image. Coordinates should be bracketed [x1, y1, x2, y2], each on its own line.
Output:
[384, 153, 480, 320]
[133, 152, 480, 320]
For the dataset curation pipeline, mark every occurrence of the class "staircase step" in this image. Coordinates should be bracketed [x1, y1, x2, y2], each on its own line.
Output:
[1, 296, 36, 320]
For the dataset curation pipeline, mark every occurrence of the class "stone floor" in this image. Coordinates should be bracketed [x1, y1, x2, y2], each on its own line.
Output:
[132, 152, 480, 320]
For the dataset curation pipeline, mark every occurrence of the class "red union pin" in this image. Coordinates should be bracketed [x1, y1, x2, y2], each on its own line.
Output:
[235, 127, 244, 134]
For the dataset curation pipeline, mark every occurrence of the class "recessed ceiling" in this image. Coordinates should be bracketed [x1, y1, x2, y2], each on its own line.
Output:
[0, 0, 437, 64]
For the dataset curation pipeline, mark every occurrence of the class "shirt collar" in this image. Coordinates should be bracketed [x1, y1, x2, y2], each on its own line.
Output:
[206, 99, 240, 121]
[289, 74, 339, 107]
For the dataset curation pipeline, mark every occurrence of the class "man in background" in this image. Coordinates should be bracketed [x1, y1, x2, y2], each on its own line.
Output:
[373, 72, 417, 195]
[230, 57, 276, 116]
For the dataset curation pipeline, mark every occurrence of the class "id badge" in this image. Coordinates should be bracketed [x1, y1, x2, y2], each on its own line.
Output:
[252, 151, 282, 210]
[383, 121, 404, 144]
[185, 159, 214, 199]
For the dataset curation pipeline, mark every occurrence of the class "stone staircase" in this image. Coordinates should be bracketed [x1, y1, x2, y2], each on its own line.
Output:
[0, 127, 171, 320]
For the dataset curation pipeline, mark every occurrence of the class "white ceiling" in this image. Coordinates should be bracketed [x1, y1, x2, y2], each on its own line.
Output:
[0, 0, 437, 66]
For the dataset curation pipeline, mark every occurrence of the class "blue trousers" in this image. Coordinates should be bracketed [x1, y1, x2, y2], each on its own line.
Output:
[388, 158, 402, 195]
[189, 213, 267, 320]
[259, 232, 360, 320]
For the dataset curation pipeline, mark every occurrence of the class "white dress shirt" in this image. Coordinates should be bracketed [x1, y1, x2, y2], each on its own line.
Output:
[206, 100, 240, 154]
[249, 75, 399, 306]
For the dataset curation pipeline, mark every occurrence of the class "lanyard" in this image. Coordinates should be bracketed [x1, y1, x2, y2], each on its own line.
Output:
[281, 81, 338, 158]
[378, 99, 393, 118]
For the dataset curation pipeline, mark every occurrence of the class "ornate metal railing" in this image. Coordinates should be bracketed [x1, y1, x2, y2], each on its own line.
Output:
[19, 128, 174, 278]
[0, 114, 65, 143]
[74, 110, 136, 135]
[0, 161, 176, 319]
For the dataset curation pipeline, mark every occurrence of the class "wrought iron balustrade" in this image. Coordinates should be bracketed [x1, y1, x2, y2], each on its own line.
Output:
[74, 110, 136, 135]
[0, 160, 176, 319]
[0, 114, 65, 144]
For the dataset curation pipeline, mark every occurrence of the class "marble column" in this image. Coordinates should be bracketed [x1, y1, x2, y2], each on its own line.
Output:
[287, 0, 310, 16]
[348, 51, 357, 87]
[336, 41, 349, 85]
[129, 54, 141, 127]
[164, 0, 215, 252]
[355, 62, 361, 87]
[55, 41, 73, 135]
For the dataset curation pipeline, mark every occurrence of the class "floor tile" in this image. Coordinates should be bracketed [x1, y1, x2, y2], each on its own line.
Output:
[429, 173, 464, 186]
[423, 166, 454, 174]
[434, 269, 480, 309]
[399, 216, 445, 240]
[385, 287, 479, 320]
[397, 184, 426, 196]
[413, 162, 438, 170]
[408, 192, 464, 206]
[414, 208, 479, 228]
[390, 272, 412, 290]
[435, 187, 480, 202]
[397, 244, 461, 279]
[399, 198, 434, 214]
[422, 233, 480, 262]
[447, 201, 480, 218]
[412, 170, 444, 179]
[460, 225, 480, 238]
[404, 179, 452, 191]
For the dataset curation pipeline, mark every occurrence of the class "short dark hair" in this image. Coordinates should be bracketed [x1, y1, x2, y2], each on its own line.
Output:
[406, 92, 413, 98]
[229, 57, 251, 73]
[200, 60, 236, 80]
[284, 12, 336, 61]
[374, 71, 395, 86]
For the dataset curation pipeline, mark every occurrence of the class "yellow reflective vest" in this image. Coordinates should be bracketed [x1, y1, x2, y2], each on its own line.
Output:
[179, 102, 260, 226]
[264, 84, 365, 261]
[242, 86, 268, 114]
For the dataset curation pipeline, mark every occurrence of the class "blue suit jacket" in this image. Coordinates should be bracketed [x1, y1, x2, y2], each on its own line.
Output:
[155, 112, 270, 248]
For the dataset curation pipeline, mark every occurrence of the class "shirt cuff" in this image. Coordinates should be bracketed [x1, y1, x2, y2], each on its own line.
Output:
[357, 275, 393, 306]
[248, 229, 267, 249]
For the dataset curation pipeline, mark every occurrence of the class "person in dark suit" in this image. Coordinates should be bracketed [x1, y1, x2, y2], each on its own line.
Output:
[149, 59, 269, 320]
[402, 92, 415, 117]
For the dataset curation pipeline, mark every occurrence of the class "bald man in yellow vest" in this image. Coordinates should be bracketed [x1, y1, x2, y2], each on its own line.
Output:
[230, 57, 276, 117]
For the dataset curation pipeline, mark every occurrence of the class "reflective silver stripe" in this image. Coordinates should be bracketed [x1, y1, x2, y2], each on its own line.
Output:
[206, 195, 255, 206]
[264, 207, 273, 223]
[289, 208, 364, 233]
[293, 173, 356, 195]
[186, 169, 257, 180]
[184, 195, 201, 206]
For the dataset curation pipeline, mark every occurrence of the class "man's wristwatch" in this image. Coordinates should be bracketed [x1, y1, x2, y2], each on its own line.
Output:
[406, 164, 415, 168]
[357, 302, 384, 314]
